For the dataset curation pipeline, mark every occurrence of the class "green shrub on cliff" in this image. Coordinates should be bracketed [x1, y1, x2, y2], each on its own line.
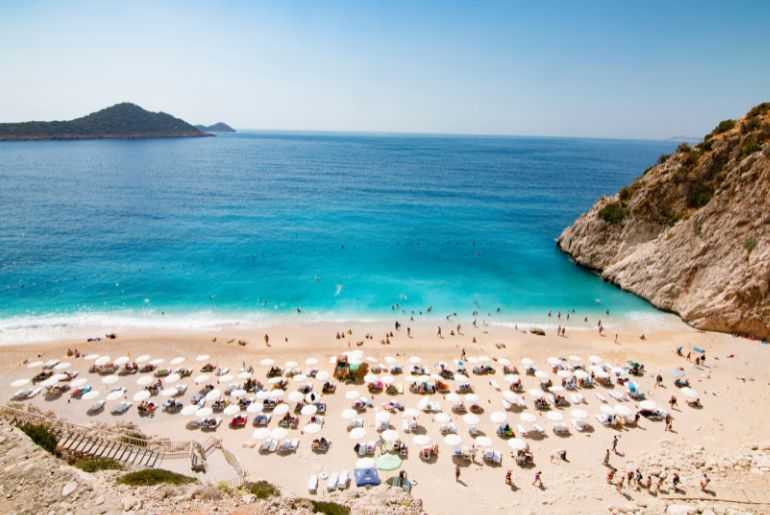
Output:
[598, 202, 628, 225]
[16, 422, 58, 455]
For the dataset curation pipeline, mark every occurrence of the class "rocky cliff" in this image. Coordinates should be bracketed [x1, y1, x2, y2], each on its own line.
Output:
[558, 103, 770, 339]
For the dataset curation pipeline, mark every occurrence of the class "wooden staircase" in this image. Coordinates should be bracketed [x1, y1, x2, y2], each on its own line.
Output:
[57, 431, 161, 468]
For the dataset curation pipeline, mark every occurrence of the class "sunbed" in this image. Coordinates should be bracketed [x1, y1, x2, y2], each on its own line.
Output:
[308, 474, 318, 493]
[327, 472, 338, 491]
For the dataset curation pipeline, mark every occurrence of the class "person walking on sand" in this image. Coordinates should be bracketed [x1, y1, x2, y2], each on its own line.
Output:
[455, 464, 461, 482]
[264, 334, 270, 347]
[700, 473, 710, 491]
[438, 326, 443, 338]
[612, 435, 619, 454]
[603, 449, 611, 467]
[607, 469, 616, 483]
[616, 476, 624, 493]
[533, 470, 543, 487]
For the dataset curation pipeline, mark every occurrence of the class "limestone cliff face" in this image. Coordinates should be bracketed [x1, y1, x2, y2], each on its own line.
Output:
[558, 104, 770, 339]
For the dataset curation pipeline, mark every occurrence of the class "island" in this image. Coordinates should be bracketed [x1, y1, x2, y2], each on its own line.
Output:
[195, 122, 235, 133]
[0, 103, 210, 141]
[558, 102, 770, 339]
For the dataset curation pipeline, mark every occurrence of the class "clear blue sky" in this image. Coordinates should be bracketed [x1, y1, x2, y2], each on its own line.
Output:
[1, 0, 768, 139]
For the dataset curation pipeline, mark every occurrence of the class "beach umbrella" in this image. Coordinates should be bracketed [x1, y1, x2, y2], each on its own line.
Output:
[71, 378, 88, 387]
[535, 370, 549, 380]
[170, 357, 185, 365]
[434, 413, 450, 424]
[475, 436, 493, 447]
[504, 374, 521, 384]
[95, 356, 111, 366]
[520, 412, 536, 423]
[133, 391, 151, 401]
[345, 390, 361, 400]
[681, 387, 698, 399]
[224, 405, 241, 416]
[528, 389, 544, 399]
[102, 375, 119, 385]
[356, 457, 375, 468]
[247, 403, 263, 413]
[136, 355, 151, 364]
[260, 358, 274, 366]
[549, 385, 565, 393]
[614, 405, 632, 417]
[498, 358, 512, 366]
[288, 391, 304, 403]
[195, 354, 210, 362]
[237, 371, 252, 380]
[268, 390, 284, 399]
[443, 434, 461, 446]
[375, 454, 402, 471]
[454, 374, 470, 383]
[273, 404, 289, 415]
[404, 408, 420, 418]
[446, 393, 461, 403]
[196, 407, 213, 418]
[464, 393, 479, 403]
[292, 374, 308, 383]
[305, 358, 318, 366]
[218, 374, 234, 383]
[670, 368, 686, 378]
[546, 412, 563, 422]
[366, 356, 378, 364]
[301, 404, 318, 416]
[82, 390, 100, 400]
[508, 438, 528, 451]
[467, 356, 479, 364]
[267, 377, 284, 384]
[382, 356, 396, 365]
[521, 358, 534, 367]
[417, 398, 430, 411]
[589, 355, 603, 365]
[114, 356, 130, 366]
[136, 376, 153, 386]
[639, 400, 657, 410]
[26, 361, 44, 368]
[341, 408, 357, 420]
[382, 429, 399, 442]
[571, 409, 588, 420]
[557, 370, 572, 379]
[574, 370, 590, 380]
[165, 373, 181, 383]
[594, 371, 610, 380]
[230, 389, 246, 398]
[10, 378, 30, 388]
[41, 377, 59, 387]
[315, 371, 330, 381]
[409, 356, 422, 365]
[375, 411, 391, 423]
[462, 414, 480, 426]
[84, 354, 100, 361]
[364, 373, 377, 383]
[303, 423, 322, 435]
[413, 435, 431, 446]
[349, 427, 366, 440]
[270, 428, 287, 440]
[181, 405, 198, 416]
[205, 389, 221, 401]
[404, 375, 420, 384]
[106, 390, 124, 401]
[490, 411, 507, 424]
[547, 357, 561, 366]
[252, 428, 271, 440]
[381, 375, 395, 385]
[53, 362, 70, 371]
[328, 356, 337, 364]
[600, 405, 615, 415]
[150, 358, 164, 366]
[194, 374, 210, 384]
[569, 355, 582, 363]
[160, 387, 178, 397]
[284, 361, 298, 369]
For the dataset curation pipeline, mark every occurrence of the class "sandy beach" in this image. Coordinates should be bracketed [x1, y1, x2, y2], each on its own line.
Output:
[2, 316, 769, 514]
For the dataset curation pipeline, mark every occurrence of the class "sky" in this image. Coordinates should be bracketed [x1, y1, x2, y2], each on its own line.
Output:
[0, 0, 769, 139]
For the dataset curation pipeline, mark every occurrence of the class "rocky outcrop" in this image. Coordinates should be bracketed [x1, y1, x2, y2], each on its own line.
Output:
[558, 103, 770, 339]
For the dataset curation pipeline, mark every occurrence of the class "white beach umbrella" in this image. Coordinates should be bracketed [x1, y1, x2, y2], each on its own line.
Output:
[453, 374, 470, 383]
[27, 361, 44, 368]
[364, 373, 377, 383]
[535, 370, 549, 380]
[196, 407, 213, 418]
[594, 370, 610, 380]
[71, 378, 88, 387]
[349, 427, 366, 440]
[498, 358, 512, 366]
[417, 398, 430, 411]
[589, 355, 603, 365]
[464, 393, 479, 403]
[556, 370, 572, 379]
[260, 358, 274, 366]
[409, 356, 422, 365]
[205, 389, 222, 401]
[413, 435, 431, 446]
[315, 371, 330, 381]
[218, 374, 234, 383]
[490, 411, 507, 424]
[381, 375, 395, 385]
[150, 358, 164, 366]
[504, 374, 521, 384]
[305, 358, 319, 366]
[467, 356, 479, 364]
[230, 389, 246, 398]
[194, 374, 210, 384]
[502, 391, 518, 402]
[475, 436, 493, 447]
[133, 390, 151, 402]
[385, 356, 398, 365]
[195, 354, 210, 362]
[446, 393, 461, 403]
[345, 390, 361, 400]
[569, 356, 582, 363]
[614, 405, 632, 417]
[82, 390, 100, 400]
[95, 356, 111, 366]
[443, 434, 461, 446]
[528, 389, 544, 399]
[571, 409, 588, 420]
[41, 377, 59, 387]
[114, 356, 130, 366]
[224, 405, 241, 416]
[521, 358, 534, 367]
[520, 412, 536, 423]
[462, 414, 479, 426]
[508, 438, 528, 451]
[161, 387, 178, 397]
[292, 374, 308, 383]
[106, 389, 125, 401]
[328, 357, 337, 364]
[341, 408, 357, 420]
[54, 362, 71, 371]
[547, 357, 561, 366]
[170, 357, 185, 366]
[574, 370, 590, 380]
[382, 429, 399, 442]
[268, 377, 284, 384]
[273, 403, 289, 415]
[681, 387, 698, 399]
[639, 400, 657, 411]
[404, 408, 420, 419]
[268, 390, 285, 399]
[165, 373, 181, 383]
[375, 411, 391, 423]
[10, 378, 30, 388]
[303, 423, 322, 435]
[434, 413, 450, 424]
[237, 371, 252, 380]
[252, 428, 271, 440]
[600, 405, 615, 415]
[546, 412, 563, 422]
[271, 427, 288, 440]
[288, 391, 304, 403]
[549, 385, 565, 393]
[102, 375, 119, 385]
[136, 355, 151, 364]
[301, 404, 318, 416]
[84, 354, 100, 361]
[136, 376, 153, 386]
[356, 457, 375, 468]
[181, 405, 198, 416]
[247, 403, 263, 414]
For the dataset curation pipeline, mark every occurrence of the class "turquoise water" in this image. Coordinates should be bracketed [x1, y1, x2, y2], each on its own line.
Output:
[0, 132, 675, 340]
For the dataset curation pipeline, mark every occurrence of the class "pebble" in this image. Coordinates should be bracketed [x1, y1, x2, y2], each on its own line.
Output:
[61, 481, 77, 497]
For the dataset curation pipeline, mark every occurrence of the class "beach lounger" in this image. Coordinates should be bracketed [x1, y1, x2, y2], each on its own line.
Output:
[570, 393, 585, 404]
[501, 399, 512, 410]
[533, 424, 546, 436]
[375, 420, 388, 431]
[402, 418, 411, 432]
[594, 393, 607, 403]
[571, 419, 588, 431]
[327, 472, 338, 491]
[337, 470, 349, 490]
[516, 424, 528, 436]
[553, 423, 569, 435]
[595, 414, 612, 426]
[308, 474, 318, 494]
[490, 379, 501, 391]
[609, 391, 627, 402]
[348, 418, 363, 430]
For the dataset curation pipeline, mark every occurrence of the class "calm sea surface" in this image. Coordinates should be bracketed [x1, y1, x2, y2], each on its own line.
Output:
[0, 132, 676, 341]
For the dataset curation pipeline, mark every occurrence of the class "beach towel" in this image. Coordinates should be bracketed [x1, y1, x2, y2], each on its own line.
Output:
[354, 467, 381, 487]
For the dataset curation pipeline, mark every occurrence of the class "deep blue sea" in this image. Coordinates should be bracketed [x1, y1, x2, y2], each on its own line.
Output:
[0, 132, 676, 342]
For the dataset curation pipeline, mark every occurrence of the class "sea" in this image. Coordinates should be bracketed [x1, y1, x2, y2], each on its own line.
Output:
[0, 132, 678, 343]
